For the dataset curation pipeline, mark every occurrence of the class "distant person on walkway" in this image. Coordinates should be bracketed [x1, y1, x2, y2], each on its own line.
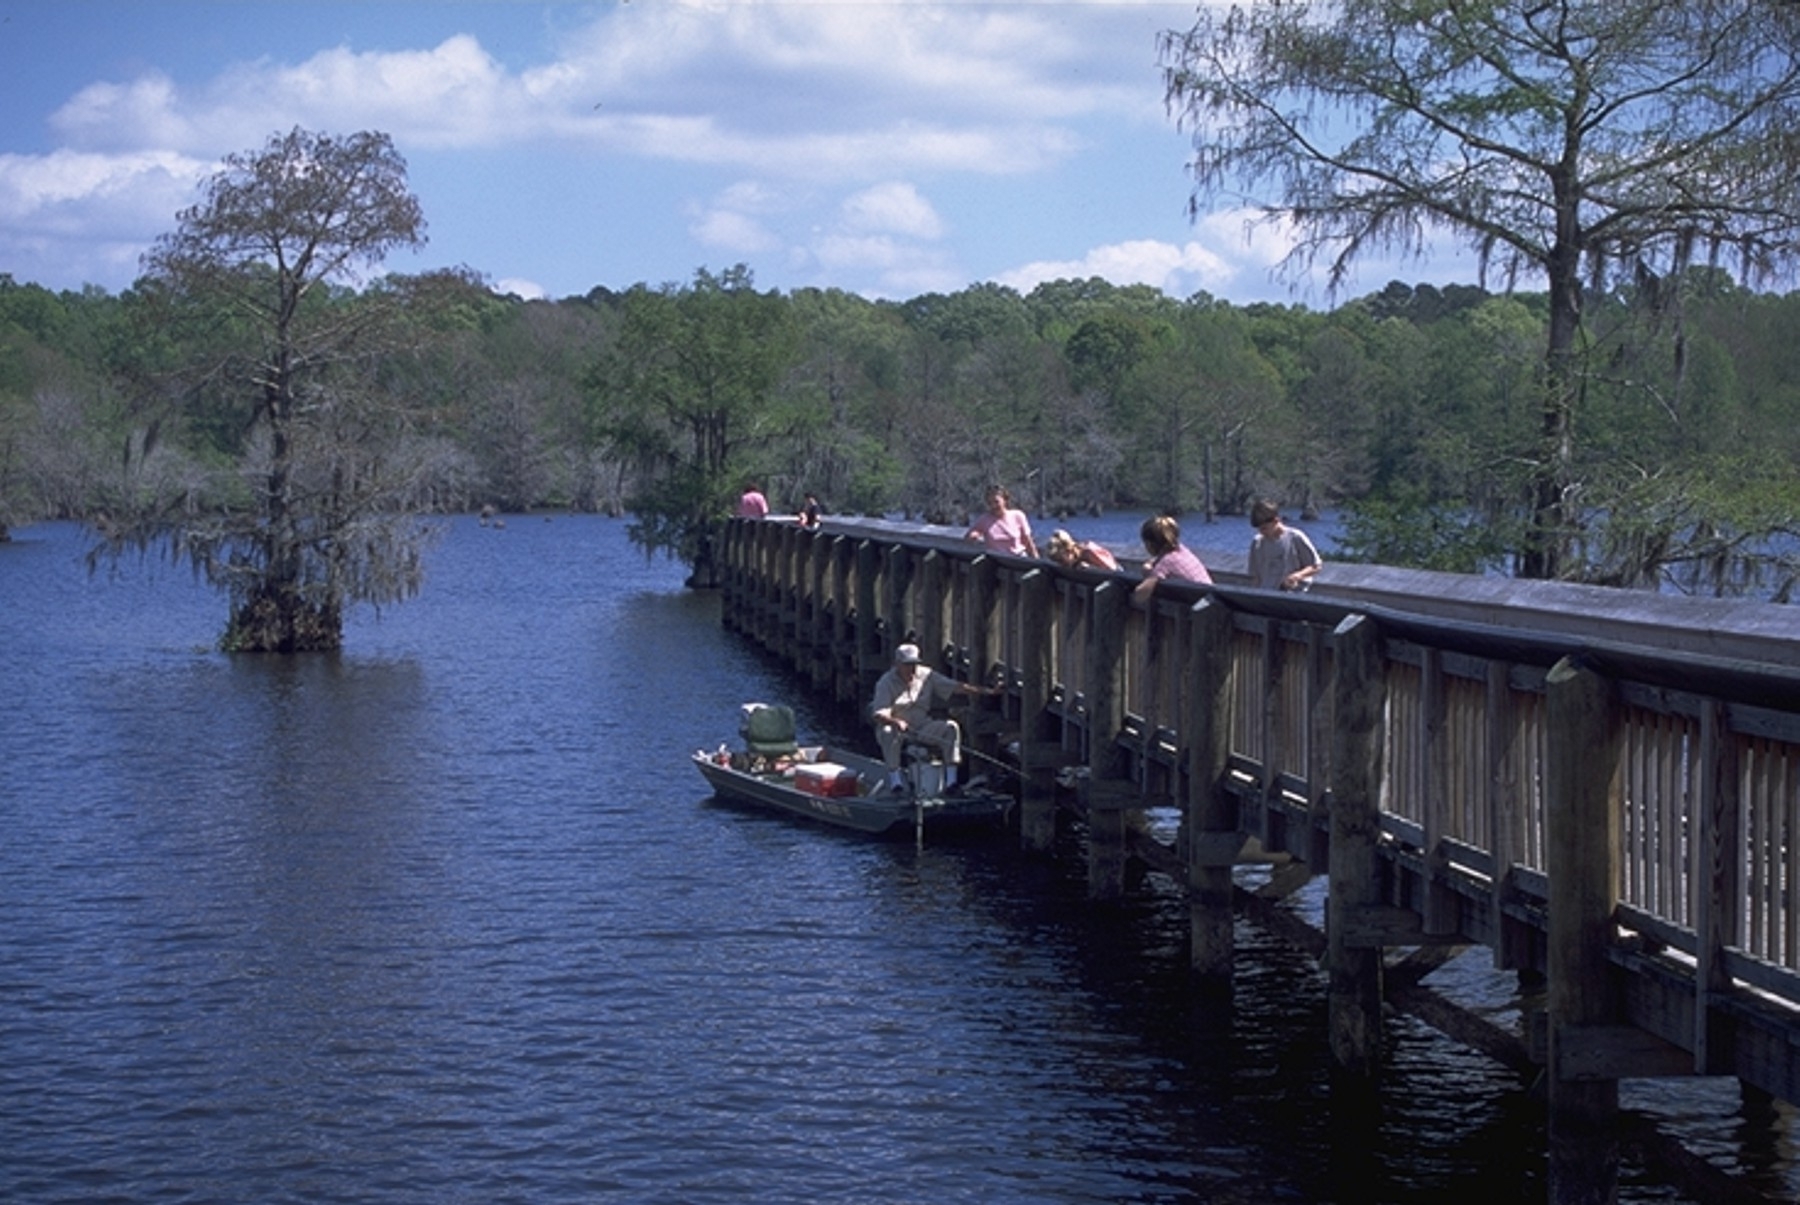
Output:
[967, 485, 1039, 558]
[869, 642, 996, 791]
[1046, 528, 1120, 572]
[1133, 515, 1212, 604]
[798, 492, 822, 529]
[1248, 499, 1322, 592]
[735, 480, 769, 519]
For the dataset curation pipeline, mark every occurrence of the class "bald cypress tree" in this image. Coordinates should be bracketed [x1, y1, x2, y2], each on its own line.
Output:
[112, 128, 433, 651]
[1163, 1, 1800, 580]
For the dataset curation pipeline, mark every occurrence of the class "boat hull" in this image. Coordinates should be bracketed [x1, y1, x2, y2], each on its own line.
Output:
[692, 745, 1010, 838]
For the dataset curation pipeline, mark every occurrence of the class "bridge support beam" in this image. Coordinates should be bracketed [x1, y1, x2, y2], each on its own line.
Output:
[1327, 613, 1386, 1078]
[1086, 581, 1128, 898]
[1018, 569, 1057, 852]
[1187, 597, 1237, 980]
[1545, 655, 1624, 1205]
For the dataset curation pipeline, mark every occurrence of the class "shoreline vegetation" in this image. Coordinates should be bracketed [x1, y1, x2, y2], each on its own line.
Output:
[3, 266, 1798, 621]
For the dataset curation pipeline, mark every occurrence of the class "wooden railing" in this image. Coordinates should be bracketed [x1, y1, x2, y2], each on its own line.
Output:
[717, 514, 1800, 1195]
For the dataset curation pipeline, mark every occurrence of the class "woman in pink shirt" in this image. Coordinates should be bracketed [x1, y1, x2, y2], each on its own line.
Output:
[735, 480, 769, 519]
[966, 485, 1039, 558]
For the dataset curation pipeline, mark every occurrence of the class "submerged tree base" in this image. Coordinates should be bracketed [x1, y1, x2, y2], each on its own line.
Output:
[223, 590, 343, 653]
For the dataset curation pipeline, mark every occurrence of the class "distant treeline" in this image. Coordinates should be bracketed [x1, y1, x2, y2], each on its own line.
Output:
[3, 265, 1797, 595]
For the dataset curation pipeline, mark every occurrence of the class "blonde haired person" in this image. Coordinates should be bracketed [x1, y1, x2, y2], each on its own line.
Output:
[1046, 529, 1120, 572]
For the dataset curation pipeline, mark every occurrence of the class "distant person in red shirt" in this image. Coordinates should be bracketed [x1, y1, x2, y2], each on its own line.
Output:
[966, 485, 1038, 558]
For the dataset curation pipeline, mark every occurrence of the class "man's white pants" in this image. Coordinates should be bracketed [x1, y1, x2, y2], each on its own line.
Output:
[876, 717, 961, 769]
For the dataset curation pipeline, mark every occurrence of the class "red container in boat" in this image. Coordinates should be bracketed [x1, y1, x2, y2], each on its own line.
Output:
[795, 762, 859, 797]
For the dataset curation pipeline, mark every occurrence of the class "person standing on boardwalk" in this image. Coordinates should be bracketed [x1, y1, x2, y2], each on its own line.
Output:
[1133, 514, 1212, 604]
[966, 485, 1039, 558]
[735, 480, 769, 519]
[1248, 499, 1323, 592]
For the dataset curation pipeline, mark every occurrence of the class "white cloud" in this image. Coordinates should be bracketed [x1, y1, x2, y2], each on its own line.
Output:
[691, 207, 781, 254]
[687, 180, 791, 254]
[683, 177, 955, 295]
[840, 182, 943, 239]
[0, 148, 202, 219]
[495, 277, 546, 301]
[45, 4, 1156, 174]
[52, 36, 530, 154]
[551, 0, 1162, 127]
[805, 230, 962, 298]
[997, 238, 1239, 297]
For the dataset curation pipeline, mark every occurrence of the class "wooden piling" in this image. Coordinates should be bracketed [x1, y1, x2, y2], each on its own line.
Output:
[1187, 597, 1238, 979]
[1694, 698, 1741, 1075]
[828, 536, 855, 706]
[1086, 581, 1129, 898]
[1019, 568, 1057, 851]
[1327, 613, 1386, 1078]
[854, 539, 881, 693]
[1545, 655, 1623, 1205]
[805, 534, 832, 693]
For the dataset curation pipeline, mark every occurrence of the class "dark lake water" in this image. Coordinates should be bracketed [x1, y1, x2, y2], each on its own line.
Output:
[1, 515, 1786, 1204]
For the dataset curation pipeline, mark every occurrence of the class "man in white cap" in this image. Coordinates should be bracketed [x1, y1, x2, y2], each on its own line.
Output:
[869, 642, 996, 791]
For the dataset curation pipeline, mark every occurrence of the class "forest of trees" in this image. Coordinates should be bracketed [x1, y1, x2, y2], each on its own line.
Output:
[4, 3, 1799, 652]
[4, 261, 1799, 602]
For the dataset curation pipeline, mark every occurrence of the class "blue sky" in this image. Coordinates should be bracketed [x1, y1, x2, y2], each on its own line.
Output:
[0, 0, 1482, 304]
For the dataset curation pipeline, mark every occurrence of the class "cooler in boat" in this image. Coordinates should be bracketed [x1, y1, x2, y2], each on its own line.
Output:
[795, 762, 860, 797]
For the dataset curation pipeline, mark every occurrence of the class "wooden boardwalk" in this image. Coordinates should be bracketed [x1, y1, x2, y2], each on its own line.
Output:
[716, 514, 1800, 1204]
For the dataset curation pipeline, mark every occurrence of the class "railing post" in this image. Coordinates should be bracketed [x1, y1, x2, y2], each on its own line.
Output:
[918, 549, 946, 665]
[883, 543, 911, 650]
[1545, 654, 1623, 1205]
[1086, 580, 1129, 899]
[773, 522, 798, 662]
[717, 520, 743, 633]
[1019, 568, 1057, 852]
[1327, 612, 1385, 1078]
[969, 554, 998, 685]
[1487, 660, 1531, 972]
[1257, 615, 1283, 848]
[753, 521, 778, 649]
[854, 538, 882, 699]
[806, 532, 832, 693]
[828, 536, 856, 706]
[1694, 698, 1740, 1073]
[1188, 597, 1238, 980]
[1304, 623, 1332, 869]
[1421, 648, 1458, 936]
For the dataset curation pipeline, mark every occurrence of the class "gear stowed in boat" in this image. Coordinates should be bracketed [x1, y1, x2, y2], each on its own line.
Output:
[692, 703, 1012, 840]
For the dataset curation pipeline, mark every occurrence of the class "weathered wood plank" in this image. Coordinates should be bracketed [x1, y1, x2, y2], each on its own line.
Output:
[1327, 612, 1386, 1078]
[1545, 655, 1625, 1204]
